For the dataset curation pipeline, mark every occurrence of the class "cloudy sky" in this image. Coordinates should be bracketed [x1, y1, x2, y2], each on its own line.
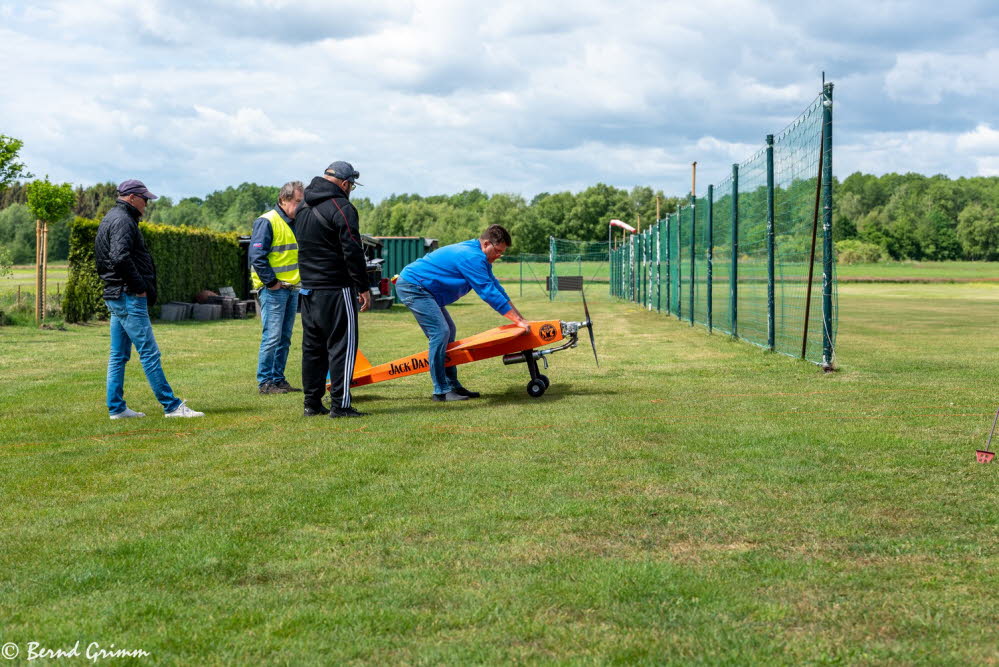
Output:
[1, 0, 997, 203]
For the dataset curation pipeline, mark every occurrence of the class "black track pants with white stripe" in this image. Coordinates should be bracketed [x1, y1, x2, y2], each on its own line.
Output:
[300, 287, 358, 410]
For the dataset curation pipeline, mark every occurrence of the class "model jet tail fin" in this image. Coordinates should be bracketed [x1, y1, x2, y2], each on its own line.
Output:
[354, 349, 372, 372]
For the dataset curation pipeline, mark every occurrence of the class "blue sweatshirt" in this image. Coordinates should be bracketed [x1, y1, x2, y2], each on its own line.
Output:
[399, 239, 511, 313]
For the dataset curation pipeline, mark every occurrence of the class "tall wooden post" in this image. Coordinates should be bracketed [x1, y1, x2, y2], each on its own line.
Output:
[35, 219, 43, 324]
[42, 221, 49, 315]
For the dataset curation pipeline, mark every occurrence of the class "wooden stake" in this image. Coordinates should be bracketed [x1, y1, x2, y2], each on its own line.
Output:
[656, 196, 661, 221]
[692, 162, 697, 197]
[637, 213, 641, 234]
[35, 219, 42, 324]
[41, 221, 48, 320]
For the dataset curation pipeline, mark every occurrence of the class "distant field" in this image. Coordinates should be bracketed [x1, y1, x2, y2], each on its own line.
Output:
[835, 260, 999, 281]
[496, 258, 999, 285]
[3, 262, 70, 296]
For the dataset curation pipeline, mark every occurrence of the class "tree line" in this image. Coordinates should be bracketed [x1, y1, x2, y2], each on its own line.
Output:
[2, 172, 999, 264]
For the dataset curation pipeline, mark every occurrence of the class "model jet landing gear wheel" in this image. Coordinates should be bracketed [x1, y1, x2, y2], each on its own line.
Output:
[527, 378, 547, 398]
[537, 374, 550, 389]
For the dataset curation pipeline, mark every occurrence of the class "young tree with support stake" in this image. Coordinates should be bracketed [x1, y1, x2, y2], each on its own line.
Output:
[26, 177, 74, 325]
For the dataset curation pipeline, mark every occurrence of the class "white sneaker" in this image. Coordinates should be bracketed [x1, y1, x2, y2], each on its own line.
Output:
[110, 407, 146, 420]
[164, 401, 205, 418]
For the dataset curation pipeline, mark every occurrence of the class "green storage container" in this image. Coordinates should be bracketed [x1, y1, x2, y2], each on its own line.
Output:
[373, 236, 439, 302]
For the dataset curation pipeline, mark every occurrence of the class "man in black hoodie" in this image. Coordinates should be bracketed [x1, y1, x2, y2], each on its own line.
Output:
[296, 161, 372, 418]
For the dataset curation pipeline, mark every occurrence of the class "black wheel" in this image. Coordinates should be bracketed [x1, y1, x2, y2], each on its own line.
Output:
[537, 374, 550, 389]
[527, 379, 547, 398]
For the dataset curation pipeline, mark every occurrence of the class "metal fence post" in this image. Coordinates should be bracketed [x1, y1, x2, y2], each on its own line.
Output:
[766, 133, 775, 351]
[657, 221, 662, 311]
[548, 236, 556, 301]
[730, 164, 739, 337]
[664, 215, 671, 315]
[707, 184, 713, 332]
[689, 196, 695, 325]
[821, 82, 835, 369]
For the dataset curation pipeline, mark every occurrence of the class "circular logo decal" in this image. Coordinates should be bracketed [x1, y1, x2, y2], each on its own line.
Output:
[539, 323, 558, 342]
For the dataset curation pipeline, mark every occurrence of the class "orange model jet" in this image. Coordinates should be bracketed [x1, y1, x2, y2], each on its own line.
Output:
[332, 294, 598, 398]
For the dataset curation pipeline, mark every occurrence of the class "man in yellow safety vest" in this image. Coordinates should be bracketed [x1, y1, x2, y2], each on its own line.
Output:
[250, 181, 304, 394]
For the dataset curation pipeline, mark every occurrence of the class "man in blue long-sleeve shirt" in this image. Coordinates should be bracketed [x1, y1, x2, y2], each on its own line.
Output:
[396, 225, 529, 402]
[249, 181, 304, 395]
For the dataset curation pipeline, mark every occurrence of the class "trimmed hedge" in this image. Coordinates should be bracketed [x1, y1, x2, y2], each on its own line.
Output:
[63, 218, 242, 322]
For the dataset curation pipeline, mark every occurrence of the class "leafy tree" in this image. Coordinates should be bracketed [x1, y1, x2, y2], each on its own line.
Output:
[0, 135, 32, 187]
[73, 182, 118, 219]
[158, 198, 208, 228]
[0, 204, 36, 263]
[26, 178, 76, 225]
[0, 244, 11, 278]
[832, 190, 862, 241]
[144, 196, 174, 223]
[915, 209, 961, 260]
[956, 203, 999, 260]
[567, 184, 631, 241]
[482, 193, 527, 232]
[353, 197, 374, 217]
[0, 182, 27, 209]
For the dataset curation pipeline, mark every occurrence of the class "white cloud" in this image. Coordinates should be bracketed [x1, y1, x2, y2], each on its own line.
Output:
[885, 50, 999, 104]
[187, 106, 319, 147]
[0, 0, 996, 202]
[955, 124, 999, 154]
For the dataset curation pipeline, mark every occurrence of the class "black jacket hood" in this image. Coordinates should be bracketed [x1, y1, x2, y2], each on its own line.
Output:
[303, 176, 348, 206]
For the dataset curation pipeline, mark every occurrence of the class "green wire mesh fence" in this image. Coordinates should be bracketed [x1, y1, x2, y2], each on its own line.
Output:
[547, 238, 611, 300]
[609, 84, 837, 367]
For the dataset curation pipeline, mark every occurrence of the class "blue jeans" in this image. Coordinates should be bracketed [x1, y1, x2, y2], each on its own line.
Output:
[105, 293, 182, 415]
[395, 279, 462, 395]
[256, 286, 298, 386]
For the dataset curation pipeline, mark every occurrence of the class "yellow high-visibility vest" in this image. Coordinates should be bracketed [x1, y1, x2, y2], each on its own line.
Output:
[251, 209, 300, 289]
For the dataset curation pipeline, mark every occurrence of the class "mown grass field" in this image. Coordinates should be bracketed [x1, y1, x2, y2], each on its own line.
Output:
[1, 282, 997, 663]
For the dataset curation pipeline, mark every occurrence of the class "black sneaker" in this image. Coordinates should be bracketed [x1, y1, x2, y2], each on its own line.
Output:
[432, 391, 470, 402]
[274, 380, 302, 393]
[452, 387, 480, 398]
[304, 405, 330, 417]
[330, 406, 366, 418]
[259, 383, 275, 394]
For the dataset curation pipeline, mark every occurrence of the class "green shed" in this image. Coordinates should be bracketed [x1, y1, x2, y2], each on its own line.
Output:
[373, 236, 439, 302]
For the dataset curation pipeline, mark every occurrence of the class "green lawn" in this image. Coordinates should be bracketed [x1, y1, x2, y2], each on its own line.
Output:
[0, 284, 997, 663]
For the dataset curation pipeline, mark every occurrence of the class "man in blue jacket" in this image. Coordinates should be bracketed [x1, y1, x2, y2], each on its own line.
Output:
[249, 181, 304, 395]
[396, 224, 529, 402]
